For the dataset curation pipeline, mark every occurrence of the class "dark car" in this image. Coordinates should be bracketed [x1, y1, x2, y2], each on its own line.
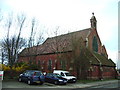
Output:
[45, 73, 67, 85]
[18, 70, 45, 85]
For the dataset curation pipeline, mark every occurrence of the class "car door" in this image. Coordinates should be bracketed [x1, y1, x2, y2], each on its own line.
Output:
[21, 71, 27, 81]
[45, 73, 51, 82]
[24, 71, 29, 82]
[50, 74, 55, 83]
[48, 74, 52, 83]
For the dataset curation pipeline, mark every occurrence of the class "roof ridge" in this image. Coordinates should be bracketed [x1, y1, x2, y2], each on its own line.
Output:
[48, 28, 91, 39]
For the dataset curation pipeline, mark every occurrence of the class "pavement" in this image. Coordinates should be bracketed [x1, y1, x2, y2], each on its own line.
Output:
[76, 80, 119, 88]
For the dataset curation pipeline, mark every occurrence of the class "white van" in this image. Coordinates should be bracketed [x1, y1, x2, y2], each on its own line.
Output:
[53, 70, 77, 83]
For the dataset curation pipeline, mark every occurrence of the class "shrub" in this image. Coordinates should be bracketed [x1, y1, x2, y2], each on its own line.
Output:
[1, 62, 29, 79]
[0, 64, 10, 71]
[1, 61, 41, 80]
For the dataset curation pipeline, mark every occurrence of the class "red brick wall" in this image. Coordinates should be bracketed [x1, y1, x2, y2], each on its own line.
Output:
[88, 28, 102, 54]
[91, 65, 100, 79]
[19, 54, 59, 72]
[36, 54, 59, 72]
[18, 54, 116, 79]
[101, 46, 108, 58]
[102, 66, 116, 78]
[87, 65, 116, 79]
[18, 52, 73, 73]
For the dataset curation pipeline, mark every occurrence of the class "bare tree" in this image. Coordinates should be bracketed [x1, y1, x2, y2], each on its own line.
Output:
[1, 36, 26, 65]
[28, 18, 35, 47]
[50, 26, 63, 70]
[70, 36, 90, 79]
[14, 14, 26, 62]
[26, 18, 45, 70]
[58, 34, 91, 79]
[4, 14, 13, 65]
[27, 18, 45, 48]
[48, 27, 71, 71]
[1, 13, 26, 66]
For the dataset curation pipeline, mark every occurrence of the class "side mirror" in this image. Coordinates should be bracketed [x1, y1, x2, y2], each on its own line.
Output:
[20, 74, 23, 76]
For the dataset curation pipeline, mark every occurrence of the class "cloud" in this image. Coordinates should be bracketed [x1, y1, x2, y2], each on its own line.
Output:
[107, 49, 118, 64]
[0, 0, 118, 64]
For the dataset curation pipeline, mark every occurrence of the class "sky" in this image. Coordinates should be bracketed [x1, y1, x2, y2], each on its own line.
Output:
[0, 0, 119, 68]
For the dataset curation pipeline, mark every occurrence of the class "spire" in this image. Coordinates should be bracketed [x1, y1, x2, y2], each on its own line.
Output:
[90, 12, 97, 29]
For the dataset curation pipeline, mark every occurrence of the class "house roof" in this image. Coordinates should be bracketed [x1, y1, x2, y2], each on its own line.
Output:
[19, 28, 116, 67]
[80, 48, 115, 67]
[19, 28, 91, 56]
[93, 52, 116, 67]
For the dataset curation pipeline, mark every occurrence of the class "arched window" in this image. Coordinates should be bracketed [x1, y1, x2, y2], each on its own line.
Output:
[48, 60, 52, 71]
[60, 60, 66, 70]
[38, 60, 41, 66]
[38, 60, 42, 70]
[92, 36, 98, 52]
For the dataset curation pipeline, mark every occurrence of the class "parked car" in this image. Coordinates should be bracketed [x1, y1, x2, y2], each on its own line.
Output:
[18, 70, 45, 85]
[53, 70, 77, 83]
[45, 73, 67, 85]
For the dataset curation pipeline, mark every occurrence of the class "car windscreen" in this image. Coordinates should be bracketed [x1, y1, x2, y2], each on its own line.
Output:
[54, 74, 62, 78]
[32, 72, 42, 76]
[65, 73, 73, 76]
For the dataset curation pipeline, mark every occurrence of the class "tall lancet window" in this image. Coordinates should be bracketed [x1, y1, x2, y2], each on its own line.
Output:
[48, 59, 52, 71]
[92, 36, 98, 52]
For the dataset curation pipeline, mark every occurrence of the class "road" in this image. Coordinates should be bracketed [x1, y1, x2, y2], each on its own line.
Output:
[1, 80, 119, 89]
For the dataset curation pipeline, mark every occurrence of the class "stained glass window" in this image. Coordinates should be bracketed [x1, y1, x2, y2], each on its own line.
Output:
[92, 36, 98, 52]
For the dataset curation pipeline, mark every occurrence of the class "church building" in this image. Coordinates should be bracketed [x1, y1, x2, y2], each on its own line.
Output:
[18, 13, 117, 80]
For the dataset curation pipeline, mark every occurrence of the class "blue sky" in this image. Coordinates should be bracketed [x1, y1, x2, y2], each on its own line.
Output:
[0, 0, 119, 68]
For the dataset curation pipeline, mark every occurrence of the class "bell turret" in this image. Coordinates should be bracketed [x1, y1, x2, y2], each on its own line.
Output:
[90, 13, 97, 29]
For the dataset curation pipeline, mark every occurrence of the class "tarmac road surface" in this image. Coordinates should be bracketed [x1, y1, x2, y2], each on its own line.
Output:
[1, 79, 119, 89]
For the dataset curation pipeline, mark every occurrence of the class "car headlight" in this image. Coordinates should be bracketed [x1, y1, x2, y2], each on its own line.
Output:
[59, 80, 63, 82]
[20, 74, 23, 76]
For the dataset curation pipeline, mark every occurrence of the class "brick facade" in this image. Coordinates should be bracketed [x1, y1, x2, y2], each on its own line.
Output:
[18, 14, 117, 80]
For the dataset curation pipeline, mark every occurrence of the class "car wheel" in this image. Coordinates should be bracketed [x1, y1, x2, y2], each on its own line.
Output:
[64, 83, 67, 85]
[27, 80, 32, 85]
[39, 81, 43, 85]
[18, 78, 22, 82]
[54, 81, 58, 85]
